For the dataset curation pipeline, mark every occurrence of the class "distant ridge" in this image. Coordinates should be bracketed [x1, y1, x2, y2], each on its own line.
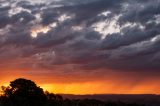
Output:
[61, 94, 160, 106]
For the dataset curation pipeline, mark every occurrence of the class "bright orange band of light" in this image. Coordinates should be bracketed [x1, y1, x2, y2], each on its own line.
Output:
[0, 71, 160, 95]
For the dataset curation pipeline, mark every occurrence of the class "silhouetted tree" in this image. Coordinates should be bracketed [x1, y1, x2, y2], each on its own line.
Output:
[1, 78, 47, 106]
[45, 91, 63, 106]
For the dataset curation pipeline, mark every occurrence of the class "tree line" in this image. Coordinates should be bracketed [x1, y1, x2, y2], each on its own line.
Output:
[0, 78, 145, 106]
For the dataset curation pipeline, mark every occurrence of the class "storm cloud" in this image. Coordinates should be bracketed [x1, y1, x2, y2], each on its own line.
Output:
[0, 0, 160, 79]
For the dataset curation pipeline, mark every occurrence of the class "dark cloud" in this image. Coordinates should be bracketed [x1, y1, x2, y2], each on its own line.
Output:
[0, 14, 10, 28]
[0, 0, 160, 77]
[101, 24, 159, 50]
[11, 11, 36, 24]
[41, 0, 124, 26]
[119, 0, 160, 25]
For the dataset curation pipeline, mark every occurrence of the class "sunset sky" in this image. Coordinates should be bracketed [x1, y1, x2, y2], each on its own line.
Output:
[0, 0, 160, 94]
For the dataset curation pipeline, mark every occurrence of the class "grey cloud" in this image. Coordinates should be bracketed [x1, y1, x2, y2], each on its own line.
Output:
[11, 11, 36, 24]
[0, 0, 160, 74]
[101, 24, 160, 50]
[119, 0, 160, 25]
[0, 2, 11, 28]
[0, 14, 10, 28]
[41, 0, 124, 26]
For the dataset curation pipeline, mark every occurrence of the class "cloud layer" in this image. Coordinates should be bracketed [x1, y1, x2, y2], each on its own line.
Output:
[0, 0, 160, 82]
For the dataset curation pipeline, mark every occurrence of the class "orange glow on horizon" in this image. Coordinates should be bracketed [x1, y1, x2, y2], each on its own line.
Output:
[0, 70, 160, 95]
[1, 80, 160, 95]
[39, 82, 160, 95]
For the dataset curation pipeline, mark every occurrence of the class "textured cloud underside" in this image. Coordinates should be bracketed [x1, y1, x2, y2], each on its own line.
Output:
[0, 0, 160, 77]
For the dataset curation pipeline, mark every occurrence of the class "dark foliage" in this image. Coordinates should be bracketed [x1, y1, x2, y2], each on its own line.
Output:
[0, 78, 47, 106]
[0, 78, 145, 106]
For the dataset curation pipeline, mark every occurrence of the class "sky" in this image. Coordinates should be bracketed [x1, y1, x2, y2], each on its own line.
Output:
[0, 0, 160, 94]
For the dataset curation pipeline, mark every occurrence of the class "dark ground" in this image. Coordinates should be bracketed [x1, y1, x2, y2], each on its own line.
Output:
[62, 94, 160, 106]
